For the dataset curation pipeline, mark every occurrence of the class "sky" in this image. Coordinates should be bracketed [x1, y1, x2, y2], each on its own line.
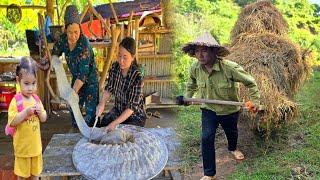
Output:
[310, 0, 320, 4]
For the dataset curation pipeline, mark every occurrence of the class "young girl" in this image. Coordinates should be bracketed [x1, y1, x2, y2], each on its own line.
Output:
[6, 57, 47, 180]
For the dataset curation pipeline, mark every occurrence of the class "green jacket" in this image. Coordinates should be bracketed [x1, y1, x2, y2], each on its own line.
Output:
[185, 59, 260, 115]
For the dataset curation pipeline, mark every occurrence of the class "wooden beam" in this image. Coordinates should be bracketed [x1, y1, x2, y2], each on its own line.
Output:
[0, 5, 50, 10]
[46, 0, 55, 21]
[99, 24, 120, 93]
[108, 0, 119, 24]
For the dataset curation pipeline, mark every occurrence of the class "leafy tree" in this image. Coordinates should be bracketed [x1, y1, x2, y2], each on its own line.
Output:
[275, 0, 320, 64]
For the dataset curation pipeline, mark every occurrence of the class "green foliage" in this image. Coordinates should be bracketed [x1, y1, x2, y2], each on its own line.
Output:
[176, 106, 202, 168]
[173, 0, 239, 93]
[0, 0, 45, 56]
[275, 0, 320, 65]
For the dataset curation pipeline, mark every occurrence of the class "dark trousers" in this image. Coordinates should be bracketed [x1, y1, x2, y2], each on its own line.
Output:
[97, 108, 146, 127]
[201, 108, 240, 176]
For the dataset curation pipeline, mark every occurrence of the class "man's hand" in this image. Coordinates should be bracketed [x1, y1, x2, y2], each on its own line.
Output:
[245, 101, 258, 113]
[176, 96, 191, 106]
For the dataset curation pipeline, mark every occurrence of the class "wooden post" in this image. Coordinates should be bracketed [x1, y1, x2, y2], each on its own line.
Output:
[99, 24, 120, 93]
[80, 5, 89, 23]
[46, 0, 54, 21]
[120, 24, 124, 40]
[134, 18, 139, 63]
[38, 13, 58, 101]
[127, 11, 134, 37]
[105, 18, 111, 38]
[108, 0, 119, 24]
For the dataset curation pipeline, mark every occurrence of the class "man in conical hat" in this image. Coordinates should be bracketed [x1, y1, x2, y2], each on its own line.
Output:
[181, 32, 260, 180]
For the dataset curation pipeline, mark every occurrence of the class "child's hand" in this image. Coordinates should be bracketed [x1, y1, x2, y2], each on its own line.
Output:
[25, 105, 37, 117]
[35, 104, 42, 116]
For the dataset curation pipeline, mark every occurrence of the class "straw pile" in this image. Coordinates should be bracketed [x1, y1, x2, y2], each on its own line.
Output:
[227, 1, 310, 136]
[230, 0, 288, 43]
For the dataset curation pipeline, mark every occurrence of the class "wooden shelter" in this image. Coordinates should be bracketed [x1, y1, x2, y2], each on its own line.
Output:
[0, 0, 175, 113]
[46, 0, 175, 111]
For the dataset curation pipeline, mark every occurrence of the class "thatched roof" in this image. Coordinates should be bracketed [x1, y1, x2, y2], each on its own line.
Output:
[82, 0, 161, 23]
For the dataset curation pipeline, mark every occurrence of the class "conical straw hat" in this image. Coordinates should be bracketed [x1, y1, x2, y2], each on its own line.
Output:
[182, 32, 230, 57]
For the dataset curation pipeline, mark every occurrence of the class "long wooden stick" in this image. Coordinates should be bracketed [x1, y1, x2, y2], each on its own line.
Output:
[38, 13, 58, 100]
[127, 11, 134, 37]
[99, 24, 120, 92]
[183, 97, 244, 106]
[80, 5, 89, 23]
[88, 13, 99, 38]
[108, 0, 119, 24]
[134, 18, 139, 62]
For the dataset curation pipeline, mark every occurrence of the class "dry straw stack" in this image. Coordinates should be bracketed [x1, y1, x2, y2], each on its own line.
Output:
[226, 1, 310, 136]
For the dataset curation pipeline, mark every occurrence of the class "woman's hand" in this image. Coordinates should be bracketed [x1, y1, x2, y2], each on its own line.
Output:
[105, 122, 117, 132]
[95, 103, 105, 117]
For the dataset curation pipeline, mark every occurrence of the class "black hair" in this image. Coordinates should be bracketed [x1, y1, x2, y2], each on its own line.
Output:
[65, 23, 83, 37]
[16, 57, 37, 79]
[119, 37, 138, 66]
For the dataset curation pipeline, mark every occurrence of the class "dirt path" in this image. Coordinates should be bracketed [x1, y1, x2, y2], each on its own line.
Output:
[183, 118, 259, 180]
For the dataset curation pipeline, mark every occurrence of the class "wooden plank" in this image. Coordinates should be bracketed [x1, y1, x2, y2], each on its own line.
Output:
[139, 29, 172, 34]
[0, 57, 20, 63]
[0, 5, 51, 10]
[48, 41, 111, 50]
[144, 76, 174, 82]
[139, 54, 172, 58]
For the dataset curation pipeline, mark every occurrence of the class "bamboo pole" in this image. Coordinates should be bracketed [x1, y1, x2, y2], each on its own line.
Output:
[88, 14, 99, 38]
[134, 18, 139, 63]
[0, 5, 47, 9]
[120, 23, 124, 40]
[127, 11, 134, 37]
[105, 18, 111, 38]
[99, 24, 120, 92]
[81, 1, 111, 37]
[80, 5, 89, 23]
[38, 13, 58, 101]
[46, 0, 55, 22]
[108, 0, 119, 24]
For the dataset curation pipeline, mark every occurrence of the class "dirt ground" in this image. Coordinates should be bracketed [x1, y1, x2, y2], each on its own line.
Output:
[0, 108, 257, 180]
[183, 117, 258, 180]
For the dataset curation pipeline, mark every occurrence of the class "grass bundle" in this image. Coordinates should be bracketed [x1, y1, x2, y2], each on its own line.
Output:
[230, 0, 288, 43]
[227, 33, 310, 136]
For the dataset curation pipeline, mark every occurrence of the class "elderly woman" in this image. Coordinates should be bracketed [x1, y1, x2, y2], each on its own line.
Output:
[96, 37, 146, 132]
[52, 5, 99, 128]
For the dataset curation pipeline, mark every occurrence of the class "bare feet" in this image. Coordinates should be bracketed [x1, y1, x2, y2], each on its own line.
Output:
[200, 175, 216, 180]
[230, 150, 245, 160]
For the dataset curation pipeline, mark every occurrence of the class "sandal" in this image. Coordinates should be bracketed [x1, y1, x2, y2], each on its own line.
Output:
[230, 150, 245, 160]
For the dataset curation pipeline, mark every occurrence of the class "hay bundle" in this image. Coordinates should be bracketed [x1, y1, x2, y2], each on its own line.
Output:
[230, 0, 288, 43]
[227, 33, 310, 134]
